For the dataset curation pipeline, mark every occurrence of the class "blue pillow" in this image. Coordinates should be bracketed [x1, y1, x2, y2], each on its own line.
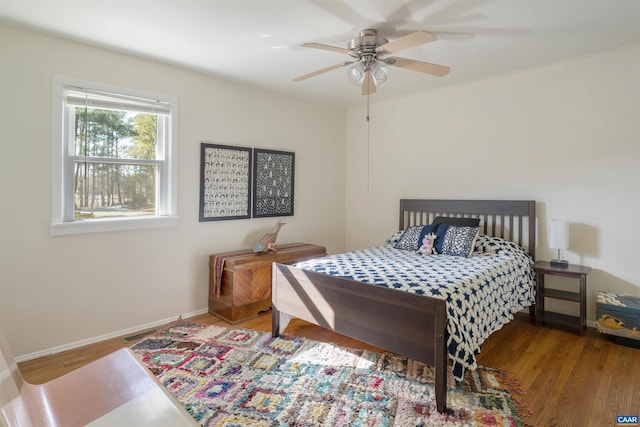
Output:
[432, 223, 450, 254]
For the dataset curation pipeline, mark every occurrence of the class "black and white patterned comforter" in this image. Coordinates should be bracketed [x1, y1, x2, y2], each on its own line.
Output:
[293, 234, 535, 381]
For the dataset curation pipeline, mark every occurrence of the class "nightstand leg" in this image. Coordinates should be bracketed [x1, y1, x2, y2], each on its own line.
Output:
[535, 272, 544, 326]
[579, 275, 586, 335]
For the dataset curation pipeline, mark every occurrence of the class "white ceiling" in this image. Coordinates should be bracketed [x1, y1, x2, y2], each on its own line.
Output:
[2, 0, 640, 107]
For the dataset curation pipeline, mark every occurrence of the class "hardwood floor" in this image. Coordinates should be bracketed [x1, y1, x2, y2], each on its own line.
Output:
[18, 312, 640, 427]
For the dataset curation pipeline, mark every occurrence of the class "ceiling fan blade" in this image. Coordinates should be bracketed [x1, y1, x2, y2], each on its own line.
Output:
[361, 71, 376, 95]
[292, 62, 347, 82]
[301, 42, 351, 55]
[389, 57, 450, 76]
[377, 30, 437, 54]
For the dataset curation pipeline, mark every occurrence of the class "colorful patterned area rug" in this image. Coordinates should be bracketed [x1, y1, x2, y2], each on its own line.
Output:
[130, 321, 532, 426]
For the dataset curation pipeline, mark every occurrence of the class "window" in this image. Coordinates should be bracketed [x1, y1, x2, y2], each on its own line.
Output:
[51, 76, 178, 235]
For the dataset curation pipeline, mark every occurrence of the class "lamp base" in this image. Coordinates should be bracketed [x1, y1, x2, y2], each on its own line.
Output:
[550, 259, 569, 269]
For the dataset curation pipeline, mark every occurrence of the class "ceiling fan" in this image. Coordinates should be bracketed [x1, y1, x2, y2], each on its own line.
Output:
[293, 29, 450, 95]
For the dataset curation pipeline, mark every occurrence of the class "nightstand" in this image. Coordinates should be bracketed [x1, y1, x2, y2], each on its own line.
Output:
[534, 260, 591, 335]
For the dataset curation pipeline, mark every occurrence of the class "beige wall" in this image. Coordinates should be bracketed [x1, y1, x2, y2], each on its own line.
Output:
[345, 44, 640, 322]
[0, 24, 346, 356]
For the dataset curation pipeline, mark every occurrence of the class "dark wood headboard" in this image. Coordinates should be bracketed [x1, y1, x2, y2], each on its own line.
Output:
[399, 199, 536, 259]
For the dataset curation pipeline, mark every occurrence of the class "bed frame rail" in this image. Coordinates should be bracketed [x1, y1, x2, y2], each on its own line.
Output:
[272, 263, 448, 413]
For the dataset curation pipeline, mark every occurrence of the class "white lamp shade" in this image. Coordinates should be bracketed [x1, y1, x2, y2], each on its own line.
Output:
[347, 63, 365, 85]
[370, 62, 389, 83]
[348, 61, 389, 87]
[549, 220, 569, 250]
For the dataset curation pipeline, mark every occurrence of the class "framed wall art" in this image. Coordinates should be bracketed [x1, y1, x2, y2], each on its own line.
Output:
[252, 149, 295, 218]
[199, 143, 252, 221]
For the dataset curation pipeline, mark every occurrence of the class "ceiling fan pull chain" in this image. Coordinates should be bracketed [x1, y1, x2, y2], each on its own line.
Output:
[367, 91, 371, 192]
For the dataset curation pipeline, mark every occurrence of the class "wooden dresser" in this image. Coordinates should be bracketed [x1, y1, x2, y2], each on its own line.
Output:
[209, 243, 326, 323]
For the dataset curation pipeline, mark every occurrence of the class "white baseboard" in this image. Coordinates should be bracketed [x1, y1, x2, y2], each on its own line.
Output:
[15, 308, 209, 363]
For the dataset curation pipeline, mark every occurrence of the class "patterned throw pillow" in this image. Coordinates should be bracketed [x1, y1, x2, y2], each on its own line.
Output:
[385, 230, 405, 246]
[394, 226, 425, 250]
[441, 226, 480, 257]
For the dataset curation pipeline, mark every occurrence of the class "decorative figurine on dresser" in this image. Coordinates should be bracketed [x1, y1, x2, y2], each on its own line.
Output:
[253, 220, 286, 253]
[209, 235, 326, 323]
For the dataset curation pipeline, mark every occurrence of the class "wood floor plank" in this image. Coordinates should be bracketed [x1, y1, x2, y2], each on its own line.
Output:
[557, 337, 602, 427]
[614, 346, 640, 416]
[17, 312, 640, 426]
[546, 343, 585, 425]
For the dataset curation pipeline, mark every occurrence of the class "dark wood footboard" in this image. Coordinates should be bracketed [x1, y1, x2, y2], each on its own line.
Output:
[272, 262, 448, 413]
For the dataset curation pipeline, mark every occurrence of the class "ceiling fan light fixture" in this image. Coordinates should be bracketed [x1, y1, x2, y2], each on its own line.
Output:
[347, 62, 366, 86]
[348, 60, 389, 87]
[370, 61, 389, 84]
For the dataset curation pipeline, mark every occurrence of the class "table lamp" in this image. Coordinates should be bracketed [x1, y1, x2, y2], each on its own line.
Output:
[550, 220, 569, 268]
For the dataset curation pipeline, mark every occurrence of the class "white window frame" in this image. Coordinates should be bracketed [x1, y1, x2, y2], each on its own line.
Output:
[51, 76, 179, 235]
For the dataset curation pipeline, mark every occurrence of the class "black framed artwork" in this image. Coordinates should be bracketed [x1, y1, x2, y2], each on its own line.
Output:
[252, 149, 295, 218]
[199, 143, 252, 221]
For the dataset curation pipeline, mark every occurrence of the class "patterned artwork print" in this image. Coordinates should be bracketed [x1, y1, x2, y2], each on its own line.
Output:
[294, 234, 535, 381]
[253, 149, 294, 217]
[131, 322, 532, 426]
[200, 144, 251, 221]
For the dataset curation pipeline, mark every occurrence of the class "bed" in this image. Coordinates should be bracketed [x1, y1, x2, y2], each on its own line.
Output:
[271, 199, 536, 413]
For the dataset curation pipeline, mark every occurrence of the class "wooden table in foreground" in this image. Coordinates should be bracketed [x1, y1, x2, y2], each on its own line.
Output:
[209, 243, 326, 323]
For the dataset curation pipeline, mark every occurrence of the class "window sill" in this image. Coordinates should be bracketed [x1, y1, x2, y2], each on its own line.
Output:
[51, 216, 180, 236]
